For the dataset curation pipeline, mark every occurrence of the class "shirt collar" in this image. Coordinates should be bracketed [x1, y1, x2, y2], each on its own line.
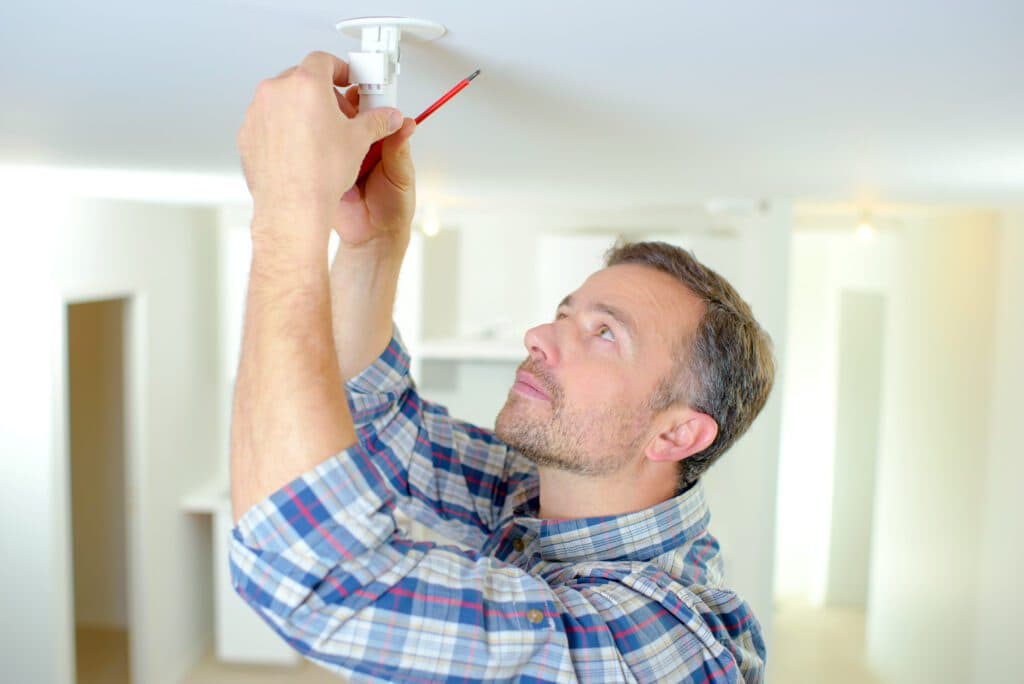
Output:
[512, 480, 711, 563]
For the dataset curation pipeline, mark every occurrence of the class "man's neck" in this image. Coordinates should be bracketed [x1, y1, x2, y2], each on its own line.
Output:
[535, 461, 677, 520]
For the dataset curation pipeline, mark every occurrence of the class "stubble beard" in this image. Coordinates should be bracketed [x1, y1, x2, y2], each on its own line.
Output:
[494, 362, 652, 477]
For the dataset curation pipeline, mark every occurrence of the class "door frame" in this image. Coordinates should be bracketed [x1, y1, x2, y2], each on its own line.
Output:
[55, 291, 147, 683]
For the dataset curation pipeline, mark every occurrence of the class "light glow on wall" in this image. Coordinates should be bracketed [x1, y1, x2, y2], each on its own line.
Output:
[0, 164, 249, 205]
[857, 220, 876, 242]
[421, 212, 441, 237]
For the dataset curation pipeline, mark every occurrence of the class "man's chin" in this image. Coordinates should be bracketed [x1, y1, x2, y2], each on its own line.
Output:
[494, 403, 533, 446]
[496, 393, 526, 424]
[494, 404, 516, 443]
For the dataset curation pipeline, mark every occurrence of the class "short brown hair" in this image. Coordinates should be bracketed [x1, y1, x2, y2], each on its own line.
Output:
[605, 240, 775, 491]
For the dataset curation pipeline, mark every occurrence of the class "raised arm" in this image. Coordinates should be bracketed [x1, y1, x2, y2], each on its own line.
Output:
[229, 51, 409, 522]
[324, 85, 531, 541]
[327, 82, 417, 381]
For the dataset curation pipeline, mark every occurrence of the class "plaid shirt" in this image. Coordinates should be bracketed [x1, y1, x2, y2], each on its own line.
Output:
[230, 329, 766, 682]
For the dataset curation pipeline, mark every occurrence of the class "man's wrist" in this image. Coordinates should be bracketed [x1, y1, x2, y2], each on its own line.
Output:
[250, 206, 333, 272]
[332, 229, 409, 283]
[335, 225, 410, 263]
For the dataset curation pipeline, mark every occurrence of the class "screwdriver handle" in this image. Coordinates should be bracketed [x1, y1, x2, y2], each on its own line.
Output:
[354, 69, 479, 184]
[357, 141, 384, 182]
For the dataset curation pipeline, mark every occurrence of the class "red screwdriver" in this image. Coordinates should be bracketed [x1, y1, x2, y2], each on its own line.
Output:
[356, 69, 481, 182]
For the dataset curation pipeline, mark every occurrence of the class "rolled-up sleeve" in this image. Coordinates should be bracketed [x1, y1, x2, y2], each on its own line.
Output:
[229, 445, 568, 681]
[342, 327, 529, 543]
[344, 328, 415, 430]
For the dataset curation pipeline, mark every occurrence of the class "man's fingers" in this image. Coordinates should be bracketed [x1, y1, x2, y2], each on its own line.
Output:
[387, 118, 417, 147]
[333, 86, 360, 118]
[334, 87, 357, 118]
[354, 107, 405, 144]
[378, 119, 417, 191]
[345, 86, 360, 111]
[274, 65, 298, 80]
[299, 50, 350, 87]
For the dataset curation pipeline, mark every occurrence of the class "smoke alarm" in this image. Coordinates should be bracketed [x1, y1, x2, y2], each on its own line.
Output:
[337, 16, 447, 112]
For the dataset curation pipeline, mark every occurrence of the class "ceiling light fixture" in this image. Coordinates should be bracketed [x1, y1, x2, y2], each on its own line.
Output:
[337, 16, 447, 112]
[421, 213, 441, 237]
[856, 212, 876, 242]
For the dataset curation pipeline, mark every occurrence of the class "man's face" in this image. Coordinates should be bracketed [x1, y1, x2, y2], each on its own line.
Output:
[495, 263, 704, 475]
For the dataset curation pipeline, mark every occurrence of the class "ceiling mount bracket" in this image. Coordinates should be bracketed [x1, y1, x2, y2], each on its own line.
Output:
[336, 16, 446, 112]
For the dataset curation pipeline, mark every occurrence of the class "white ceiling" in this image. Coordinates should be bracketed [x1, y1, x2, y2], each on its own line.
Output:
[2, 1, 1022, 211]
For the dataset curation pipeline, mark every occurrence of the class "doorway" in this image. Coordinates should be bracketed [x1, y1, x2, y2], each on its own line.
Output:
[66, 298, 132, 684]
[825, 290, 886, 610]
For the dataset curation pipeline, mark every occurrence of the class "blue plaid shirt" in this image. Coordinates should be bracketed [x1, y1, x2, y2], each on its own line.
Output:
[230, 329, 766, 682]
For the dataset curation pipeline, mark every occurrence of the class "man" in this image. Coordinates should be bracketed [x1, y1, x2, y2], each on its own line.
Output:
[229, 51, 773, 683]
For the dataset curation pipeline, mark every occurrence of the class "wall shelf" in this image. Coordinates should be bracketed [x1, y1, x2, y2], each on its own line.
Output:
[180, 476, 229, 514]
[418, 338, 524, 362]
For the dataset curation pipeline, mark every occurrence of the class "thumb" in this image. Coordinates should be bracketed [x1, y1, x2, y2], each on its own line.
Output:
[378, 119, 417, 190]
[354, 107, 404, 144]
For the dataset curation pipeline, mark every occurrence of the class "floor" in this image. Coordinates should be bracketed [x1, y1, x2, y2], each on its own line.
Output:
[74, 626, 338, 684]
[184, 652, 339, 684]
[183, 602, 885, 683]
[75, 627, 130, 684]
[80, 603, 884, 683]
[771, 601, 884, 684]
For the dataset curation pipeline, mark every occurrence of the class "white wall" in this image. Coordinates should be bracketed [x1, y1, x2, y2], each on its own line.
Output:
[681, 205, 791, 654]
[216, 205, 253, 483]
[866, 211, 999, 684]
[0, 192, 220, 684]
[0, 191, 72, 683]
[774, 211, 1024, 681]
[972, 212, 1024, 683]
[456, 215, 546, 339]
[825, 291, 885, 608]
[774, 229, 901, 605]
[775, 235, 839, 604]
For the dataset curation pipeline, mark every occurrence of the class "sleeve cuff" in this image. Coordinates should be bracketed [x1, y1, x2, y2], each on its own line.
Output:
[233, 442, 396, 559]
[344, 324, 412, 397]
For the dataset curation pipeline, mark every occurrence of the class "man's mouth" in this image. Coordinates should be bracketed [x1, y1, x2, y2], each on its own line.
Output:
[513, 370, 551, 401]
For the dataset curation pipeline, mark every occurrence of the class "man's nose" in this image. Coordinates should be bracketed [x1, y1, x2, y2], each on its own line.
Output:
[524, 322, 560, 367]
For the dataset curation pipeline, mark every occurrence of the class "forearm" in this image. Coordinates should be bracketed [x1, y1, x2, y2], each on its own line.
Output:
[231, 215, 357, 522]
[329, 234, 408, 381]
[229, 454, 563, 682]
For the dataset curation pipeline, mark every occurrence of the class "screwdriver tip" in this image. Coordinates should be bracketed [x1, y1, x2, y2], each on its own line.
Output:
[467, 69, 481, 81]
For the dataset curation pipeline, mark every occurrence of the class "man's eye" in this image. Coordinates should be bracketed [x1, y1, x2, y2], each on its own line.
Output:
[555, 312, 567, 321]
[598, 325, 615, 342]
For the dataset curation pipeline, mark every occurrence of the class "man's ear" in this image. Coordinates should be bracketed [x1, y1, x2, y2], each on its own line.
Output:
[645, 409, 718, 463]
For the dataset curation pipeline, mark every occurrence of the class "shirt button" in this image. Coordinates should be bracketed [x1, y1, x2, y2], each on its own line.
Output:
[526, 609, 544, 624]
[513, 538, 525, 552]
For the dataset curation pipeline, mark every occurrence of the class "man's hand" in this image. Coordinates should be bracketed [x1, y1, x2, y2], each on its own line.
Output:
[326, 81, 418, 381]
[236, 50, 407, 259]
[233, 51, 408, 521]
[333, 85, 418, 250]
